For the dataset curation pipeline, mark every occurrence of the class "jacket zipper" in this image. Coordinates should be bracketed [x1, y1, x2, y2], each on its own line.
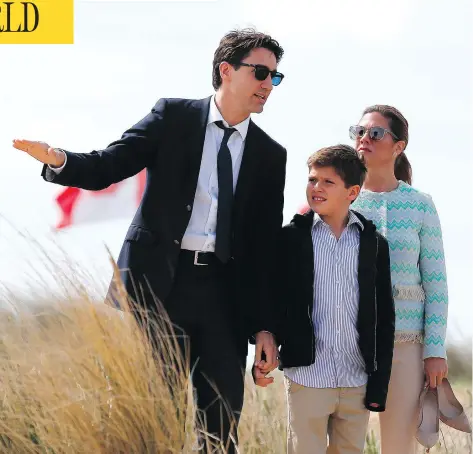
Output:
[373, 235, 378, 372]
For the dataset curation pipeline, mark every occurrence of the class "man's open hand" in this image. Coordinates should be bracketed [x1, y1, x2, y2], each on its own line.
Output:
[12, 139, 65, 167]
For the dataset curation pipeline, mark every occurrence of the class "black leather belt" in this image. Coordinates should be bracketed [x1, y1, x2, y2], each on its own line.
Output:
[180, 249, 221, 266]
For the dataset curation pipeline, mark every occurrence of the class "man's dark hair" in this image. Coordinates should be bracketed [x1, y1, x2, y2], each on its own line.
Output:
[212, 28, 284, 90]
[307, 144, 367, 188]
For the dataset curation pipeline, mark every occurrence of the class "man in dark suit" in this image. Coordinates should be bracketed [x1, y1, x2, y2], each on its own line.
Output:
[13, 28, 286, 452]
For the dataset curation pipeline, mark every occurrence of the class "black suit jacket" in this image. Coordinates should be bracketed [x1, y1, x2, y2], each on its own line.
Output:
[42, 96, 287, 350]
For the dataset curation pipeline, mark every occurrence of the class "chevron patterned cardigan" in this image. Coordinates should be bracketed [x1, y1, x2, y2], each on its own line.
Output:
[351, 181, 448, 359]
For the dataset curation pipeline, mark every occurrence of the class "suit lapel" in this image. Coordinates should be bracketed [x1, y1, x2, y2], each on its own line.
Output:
[183, 97, 211, 198]
[233, 120, 264, 225]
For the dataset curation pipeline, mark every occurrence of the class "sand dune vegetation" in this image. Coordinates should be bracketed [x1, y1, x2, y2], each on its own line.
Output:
[0, 246, 470, 453]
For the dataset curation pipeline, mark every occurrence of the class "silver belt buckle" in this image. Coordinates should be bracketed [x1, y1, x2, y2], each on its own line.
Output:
[194, 251, 208, 266]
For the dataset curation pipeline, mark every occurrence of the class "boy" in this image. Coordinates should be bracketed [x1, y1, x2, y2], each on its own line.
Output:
[255, 145, 395, 454]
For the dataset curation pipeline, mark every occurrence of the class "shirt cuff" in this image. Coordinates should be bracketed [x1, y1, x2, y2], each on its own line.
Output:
[48, 149, 67, 174]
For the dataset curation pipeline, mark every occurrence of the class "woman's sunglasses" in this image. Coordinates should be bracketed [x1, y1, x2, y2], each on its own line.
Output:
[239, 62, 284, 86]
[349, 125, 398, 141]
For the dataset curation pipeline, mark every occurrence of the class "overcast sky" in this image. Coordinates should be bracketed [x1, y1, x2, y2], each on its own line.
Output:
[1, 0, 471, 344]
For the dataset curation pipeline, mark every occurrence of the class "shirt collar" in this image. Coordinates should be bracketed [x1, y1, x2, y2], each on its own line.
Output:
[312, 210, 364, 231]
[208, 94, 250, 140]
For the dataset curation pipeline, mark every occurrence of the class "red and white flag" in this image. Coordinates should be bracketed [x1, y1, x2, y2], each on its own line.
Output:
[53, 171, 309, 230]
[54, 170, 146, 229]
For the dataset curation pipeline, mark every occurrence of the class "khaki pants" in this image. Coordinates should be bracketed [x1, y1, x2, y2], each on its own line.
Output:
[378, 343, 424, 454]
[286, 379, 370, 454]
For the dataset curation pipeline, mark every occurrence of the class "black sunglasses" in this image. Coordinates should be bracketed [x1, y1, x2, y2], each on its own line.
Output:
[349, 125, 398, 141]
[238, 62, 284, 86]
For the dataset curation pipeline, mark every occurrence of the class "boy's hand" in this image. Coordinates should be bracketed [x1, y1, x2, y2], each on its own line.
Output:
[252, 361, 274, 387]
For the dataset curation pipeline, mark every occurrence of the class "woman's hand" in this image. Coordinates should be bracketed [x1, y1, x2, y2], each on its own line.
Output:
[424, 357, 448, 388]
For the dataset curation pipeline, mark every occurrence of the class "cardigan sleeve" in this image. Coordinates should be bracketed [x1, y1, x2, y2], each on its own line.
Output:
[419, 194, 449, 359]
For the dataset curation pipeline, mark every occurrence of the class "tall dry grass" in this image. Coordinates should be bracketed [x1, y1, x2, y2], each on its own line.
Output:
[0, 294, 470, 454]
[0, 292, 293, 453]
[0, 232, 470, 453]
[0, 299, 191, 453]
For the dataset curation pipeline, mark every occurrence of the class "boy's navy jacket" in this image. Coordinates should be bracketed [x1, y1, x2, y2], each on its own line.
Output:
[276, 209, 395, 412]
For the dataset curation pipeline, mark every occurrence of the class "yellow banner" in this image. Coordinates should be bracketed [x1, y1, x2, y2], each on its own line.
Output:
[0, 0, 73, 44]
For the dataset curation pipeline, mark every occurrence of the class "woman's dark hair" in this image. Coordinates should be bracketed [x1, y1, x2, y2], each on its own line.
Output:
[212, 28, 284, 90]
[362, 105, 412, 185]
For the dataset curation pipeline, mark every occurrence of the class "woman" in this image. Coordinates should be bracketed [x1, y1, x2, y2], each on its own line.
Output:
[350, 105, 449, 454]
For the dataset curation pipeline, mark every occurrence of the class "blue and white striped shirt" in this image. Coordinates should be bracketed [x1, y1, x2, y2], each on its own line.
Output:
[284, 210, 368, 388]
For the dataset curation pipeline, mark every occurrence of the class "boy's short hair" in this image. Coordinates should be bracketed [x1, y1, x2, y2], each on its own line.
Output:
[307, 144, 367, 188]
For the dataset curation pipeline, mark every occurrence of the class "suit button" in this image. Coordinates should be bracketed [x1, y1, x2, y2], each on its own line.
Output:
[174, 239, 180, 245]
[186, 205, 192, 211]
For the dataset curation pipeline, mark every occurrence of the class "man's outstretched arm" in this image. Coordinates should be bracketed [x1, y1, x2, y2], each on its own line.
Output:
[12, 98, 168, 191]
